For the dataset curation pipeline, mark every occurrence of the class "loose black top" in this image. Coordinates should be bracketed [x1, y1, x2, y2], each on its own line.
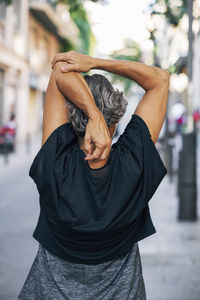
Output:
[29, 114, 167, 264]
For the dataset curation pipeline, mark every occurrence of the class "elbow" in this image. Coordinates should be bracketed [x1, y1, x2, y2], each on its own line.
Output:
[147, 68, 170, 91]
[155, 69, 170, 88]
[159, 69, 170, 82]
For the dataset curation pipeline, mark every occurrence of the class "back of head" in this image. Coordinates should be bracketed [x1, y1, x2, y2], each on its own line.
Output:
[65, 74, 128, 138]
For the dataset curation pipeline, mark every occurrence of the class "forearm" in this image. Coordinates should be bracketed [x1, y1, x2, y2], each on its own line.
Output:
[90, 57, 169, 91]
[53, 65, 100, 120]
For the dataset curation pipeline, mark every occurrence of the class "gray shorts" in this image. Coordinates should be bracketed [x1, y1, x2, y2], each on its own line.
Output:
[18, 242, 146, 300]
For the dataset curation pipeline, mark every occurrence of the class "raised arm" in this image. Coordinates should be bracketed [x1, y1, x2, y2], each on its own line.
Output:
[90, 58, 170, 143]
[52, 51, 170, 144]
[42, 62, 111, 161]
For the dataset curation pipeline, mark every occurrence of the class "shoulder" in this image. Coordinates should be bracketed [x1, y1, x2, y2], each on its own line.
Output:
[111, 114, 151, 154]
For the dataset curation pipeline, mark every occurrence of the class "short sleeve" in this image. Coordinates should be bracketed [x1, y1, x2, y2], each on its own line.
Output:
[29, 122, 77, 190]
[113, 114, 152, 152]
[113, 113, 167, 209]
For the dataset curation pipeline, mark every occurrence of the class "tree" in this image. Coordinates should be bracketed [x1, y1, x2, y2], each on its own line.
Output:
[56, 0, 106, 54]
[148, 0, 187, 71]
[107, 39, 142, 96]
[150, 1, 197, 221]
[0, 0, 106, 54]
[149, 0, 187, 26]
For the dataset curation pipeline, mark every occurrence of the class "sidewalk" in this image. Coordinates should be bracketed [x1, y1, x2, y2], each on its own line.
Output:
[139, 173, 200, 300]
[139, 131, 200, 300]
[0, 134, 200, 300]
[0, 133, 41, 178]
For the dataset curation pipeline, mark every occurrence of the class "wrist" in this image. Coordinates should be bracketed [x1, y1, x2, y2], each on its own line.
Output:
[88, 107, 102, 120]
[90, 57, 103, 70]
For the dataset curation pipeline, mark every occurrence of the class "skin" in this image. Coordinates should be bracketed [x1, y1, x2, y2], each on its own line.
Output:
[78, 123, 116, 149]
[77, 123, 117, 169]
[42, 62, 113, 169]
[51, 51, 170, 144]
[42, 51, 170, 169]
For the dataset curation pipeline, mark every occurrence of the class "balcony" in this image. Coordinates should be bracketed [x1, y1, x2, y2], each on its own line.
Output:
[29, 1, 79, 45]
[30, 0, 56, 11]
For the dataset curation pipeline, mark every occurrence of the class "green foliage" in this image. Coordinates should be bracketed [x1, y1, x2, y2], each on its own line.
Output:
[0, 0, 12, 4]
[1, 0, 100, 54]
[149, 0, 187, 27]
[147, 0, 187, 68]
[56, 0, 104, 54]
[56, 0, 105, 9]
[69, 4, 93, 54]
[108, 40, 143, 96]
[168, 64, 176, 74]
[59, 37, 76, 53]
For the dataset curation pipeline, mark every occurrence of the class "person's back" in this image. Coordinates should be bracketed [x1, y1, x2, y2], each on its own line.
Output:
[18, 51, 169, 300]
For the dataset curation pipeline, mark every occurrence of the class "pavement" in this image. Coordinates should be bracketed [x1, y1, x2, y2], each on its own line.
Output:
[0, 132, 200, 300]
[139, 175, 200, 300]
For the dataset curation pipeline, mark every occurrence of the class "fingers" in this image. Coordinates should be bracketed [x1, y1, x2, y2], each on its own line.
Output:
[84, 147, 104, 161]
[100, 147, 110, 161]
[84, 144, 110, 161]
[61, 64, 79, 73]
[52, 60, 79, 73]
[83, 136, 93, 157]
[51, 53, 69, 69]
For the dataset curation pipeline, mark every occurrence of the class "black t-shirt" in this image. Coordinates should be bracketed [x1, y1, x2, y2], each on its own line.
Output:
[29, 114, 167, 264]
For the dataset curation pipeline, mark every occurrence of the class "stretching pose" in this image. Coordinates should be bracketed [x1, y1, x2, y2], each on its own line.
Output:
[19, 51, 169, 300]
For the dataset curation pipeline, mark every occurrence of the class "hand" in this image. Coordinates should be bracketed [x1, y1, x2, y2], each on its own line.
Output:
[51, 50, 94, 73]
[83, 114, 112, 162]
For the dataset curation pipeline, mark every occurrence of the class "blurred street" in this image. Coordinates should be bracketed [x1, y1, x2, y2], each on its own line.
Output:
[1, 0, 200, 299]
[0, 133, 200, 300]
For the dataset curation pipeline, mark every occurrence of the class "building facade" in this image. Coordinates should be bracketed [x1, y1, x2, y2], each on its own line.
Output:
[0, 0, 29, 143]
[0, 0, 79, 144]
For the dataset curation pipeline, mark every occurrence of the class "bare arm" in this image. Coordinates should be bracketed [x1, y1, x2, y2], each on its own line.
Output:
[52, 51, 170, 144]
[90, 58, 170, 143]
[43, 62, 111, 161]
[52, 63, 100, 120]
[91, 58, 169, 91]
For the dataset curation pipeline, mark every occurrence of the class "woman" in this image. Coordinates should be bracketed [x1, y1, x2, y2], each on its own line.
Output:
[18, 51, 169, 300]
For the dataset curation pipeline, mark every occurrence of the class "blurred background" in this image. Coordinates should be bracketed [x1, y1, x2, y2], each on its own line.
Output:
[0, 0, 200, 299]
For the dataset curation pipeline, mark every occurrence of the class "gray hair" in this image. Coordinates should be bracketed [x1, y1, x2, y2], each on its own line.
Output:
[64, 73, 128, 138]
